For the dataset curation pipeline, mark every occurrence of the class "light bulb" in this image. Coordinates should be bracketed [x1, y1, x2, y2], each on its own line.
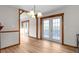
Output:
[30, 11, 34, 16]
[37, 12, 42, 17]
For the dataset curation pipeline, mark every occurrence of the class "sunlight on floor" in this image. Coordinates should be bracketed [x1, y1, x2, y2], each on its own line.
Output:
[20, 28, 29, 43]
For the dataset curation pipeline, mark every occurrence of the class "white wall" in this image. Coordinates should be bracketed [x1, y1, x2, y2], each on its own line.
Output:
[29, 17, 36, 37]
[64, 6, 79, 47]
[0, 6, 18, 31]
[0, 6, 19, 48]
[38, 6, 79, 47]
[1, 32, 19, 48]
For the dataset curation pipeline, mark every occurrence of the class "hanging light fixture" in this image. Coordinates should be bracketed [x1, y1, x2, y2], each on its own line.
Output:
[29, 5, 42, 18]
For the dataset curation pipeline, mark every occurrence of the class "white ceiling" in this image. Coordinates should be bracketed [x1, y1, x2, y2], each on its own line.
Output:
[12, 5, 64, 13]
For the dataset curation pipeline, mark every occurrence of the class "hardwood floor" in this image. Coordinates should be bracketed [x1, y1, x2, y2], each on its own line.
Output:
[0, 30, 77, 53]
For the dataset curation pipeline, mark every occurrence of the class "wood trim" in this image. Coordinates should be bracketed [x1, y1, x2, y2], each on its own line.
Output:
[18, 9, 20, 45]
[0, 44, 19, 50]
[63, 44, 78, 48]
[22, 20, 29, 23]
[35, 15, 38, 39]
[40, 13, 64, 45]
[20, 11, 24, 15]
[40, 13, 64, 19]
[62, 15, 64, 45]
[40, 18, 42, 39]
[28, 35, 37, 39]
[28, 35, 40, 40]
[0, 30, 19, 33]
[19, 9, 29, 15]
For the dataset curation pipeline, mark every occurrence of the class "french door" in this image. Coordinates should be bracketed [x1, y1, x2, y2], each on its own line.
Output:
[42, 16, 62, 43]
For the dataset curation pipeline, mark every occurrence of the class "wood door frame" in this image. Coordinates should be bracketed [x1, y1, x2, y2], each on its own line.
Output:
[18, 9, 39, 44]
[40, 13, 64, 45]
[18, 9, 30, 44]
[35, 14, 38, 39]
[18, 9, 20, 44]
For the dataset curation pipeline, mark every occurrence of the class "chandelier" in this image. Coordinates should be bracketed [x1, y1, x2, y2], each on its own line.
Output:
[29, 5, 42, 18]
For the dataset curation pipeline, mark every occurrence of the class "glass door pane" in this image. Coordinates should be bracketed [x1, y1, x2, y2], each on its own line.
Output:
[52, 17, 61, 42]
[43, 20, 49, 39]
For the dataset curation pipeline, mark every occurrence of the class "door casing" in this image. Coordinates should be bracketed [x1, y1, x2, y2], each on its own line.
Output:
[40, 13, 64, 45]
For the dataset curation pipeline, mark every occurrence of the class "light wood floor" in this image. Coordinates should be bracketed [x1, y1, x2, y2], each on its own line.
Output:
[0, 31, 77, 53]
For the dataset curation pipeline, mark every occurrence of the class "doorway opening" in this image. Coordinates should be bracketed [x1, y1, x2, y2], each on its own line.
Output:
[40, 13, 64, 44]
[19, 9, 29, 43]
[21, 20, 29, 36]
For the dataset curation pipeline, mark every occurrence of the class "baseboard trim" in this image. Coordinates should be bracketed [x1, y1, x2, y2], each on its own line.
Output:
[63, 44, 78, 48]
[28, 36, 77, 48]
[28, 35, 37, 39]
[0, 43, 20, 50]
[28, 35, 41, 40]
